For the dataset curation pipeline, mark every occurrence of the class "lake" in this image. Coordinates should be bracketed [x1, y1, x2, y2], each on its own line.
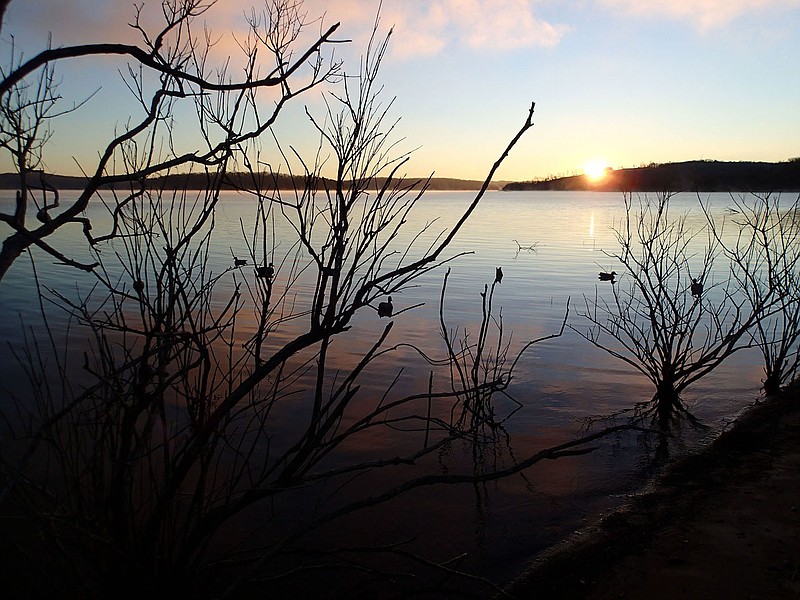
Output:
[0, 189, 769, 593]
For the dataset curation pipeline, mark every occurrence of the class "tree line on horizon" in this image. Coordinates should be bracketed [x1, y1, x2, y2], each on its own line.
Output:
[4, 158, 798, 194]
[503, 158, 800, 192]
[0, 170, 505, 192]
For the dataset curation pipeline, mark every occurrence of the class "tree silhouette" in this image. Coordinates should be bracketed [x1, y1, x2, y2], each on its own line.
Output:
[0, 0, 340, 282]
[573, 192, 767, 428]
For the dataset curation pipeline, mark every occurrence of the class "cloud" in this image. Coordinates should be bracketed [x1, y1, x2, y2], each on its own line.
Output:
[3, 0, 567, 62]
[448, 0, 566, 50]
[600, 0, 800, 30]
[305, 0, 568, 59]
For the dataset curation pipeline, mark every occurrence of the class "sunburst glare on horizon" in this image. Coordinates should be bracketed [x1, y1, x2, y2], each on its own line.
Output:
[583, 158, 609, 181]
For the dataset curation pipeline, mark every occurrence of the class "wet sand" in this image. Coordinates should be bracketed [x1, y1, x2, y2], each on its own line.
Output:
[505, 387, 800, 599]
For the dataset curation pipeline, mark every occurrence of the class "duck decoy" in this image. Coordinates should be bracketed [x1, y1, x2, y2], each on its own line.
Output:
[598, 271, 617, 282]
[377, 296, 393, 318]
[691, 278, 703, 298]
[233, 257, 247, 267]
[495, 266, 503, 284]
[256, 262, 274, 280]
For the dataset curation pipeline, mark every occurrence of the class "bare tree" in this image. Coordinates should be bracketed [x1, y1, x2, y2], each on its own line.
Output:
[572, 192, 766, 427]
[710, 192, 800, 395]
[0, 4, 653, 597]
[0, 11, 603, 596]
[0, 0, 341, 282]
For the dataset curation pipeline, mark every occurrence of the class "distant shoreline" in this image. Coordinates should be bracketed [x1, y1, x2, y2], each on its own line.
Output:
[503, 159, 800, 193]
[0, 172, 504, 192]
[2, 159, 799, 193]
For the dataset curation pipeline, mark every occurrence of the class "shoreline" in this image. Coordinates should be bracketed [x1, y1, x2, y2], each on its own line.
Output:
[505, 386, 800, 599]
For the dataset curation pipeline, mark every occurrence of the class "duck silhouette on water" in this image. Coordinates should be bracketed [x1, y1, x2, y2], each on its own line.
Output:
[598, 271, 617, 283]
[495, 267, 503, 284]
[256, 262, 274, 281]
[377, 296, 393, 318]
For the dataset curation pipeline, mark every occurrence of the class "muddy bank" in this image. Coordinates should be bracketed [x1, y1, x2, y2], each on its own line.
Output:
[505, 387, 800, 599]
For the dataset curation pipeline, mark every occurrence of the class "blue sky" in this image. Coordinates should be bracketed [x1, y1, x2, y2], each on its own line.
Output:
[2, 0, 799, 181]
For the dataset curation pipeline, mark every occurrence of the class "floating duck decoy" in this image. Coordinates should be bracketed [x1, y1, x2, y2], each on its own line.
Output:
[377, 296, 393, 318]
[233, 257, 247, 267]
[256, 262, 274, 280]
[691, 278, 703, 298]
[495, 266, 503, 284]
[133, 279, 145, 294]
[598, 271, 617, 282]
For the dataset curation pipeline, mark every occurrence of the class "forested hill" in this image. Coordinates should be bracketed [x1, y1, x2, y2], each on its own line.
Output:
[504, 160, 800, 192]
[0, 172, 504, 192]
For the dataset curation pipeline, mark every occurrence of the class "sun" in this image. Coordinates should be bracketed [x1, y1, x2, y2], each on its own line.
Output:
[583, 158, 610, 181]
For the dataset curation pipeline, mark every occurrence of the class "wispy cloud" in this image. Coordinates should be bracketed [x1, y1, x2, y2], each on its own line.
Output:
[600, 0, 800, 30]
[308, 0, 568, 59]
[449, 0, 566, 50]
[5, 1, 567, 60]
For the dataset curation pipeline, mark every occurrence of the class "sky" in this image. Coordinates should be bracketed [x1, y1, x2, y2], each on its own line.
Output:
[2, 0, 799, 182]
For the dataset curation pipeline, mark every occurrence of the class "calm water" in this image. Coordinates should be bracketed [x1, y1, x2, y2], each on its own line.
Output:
[0, 189, 767, 587]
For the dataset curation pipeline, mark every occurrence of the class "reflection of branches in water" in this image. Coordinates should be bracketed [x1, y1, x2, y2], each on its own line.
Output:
[577, 392, 707, 470]
[245, 538, 510, 598]
[513, 238, 540, 259]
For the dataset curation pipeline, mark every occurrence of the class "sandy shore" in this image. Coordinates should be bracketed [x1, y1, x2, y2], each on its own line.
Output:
[505, 388, 800, 599]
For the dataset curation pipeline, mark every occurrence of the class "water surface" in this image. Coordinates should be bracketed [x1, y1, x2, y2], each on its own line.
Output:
[0, 189, 767, 587]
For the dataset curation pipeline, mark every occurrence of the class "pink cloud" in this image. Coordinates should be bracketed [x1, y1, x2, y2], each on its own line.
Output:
[450, 0, 565, 50]
[600, 0, 800, 30]
[4, 1, 566, 62]
[304, 0, 567, 59]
